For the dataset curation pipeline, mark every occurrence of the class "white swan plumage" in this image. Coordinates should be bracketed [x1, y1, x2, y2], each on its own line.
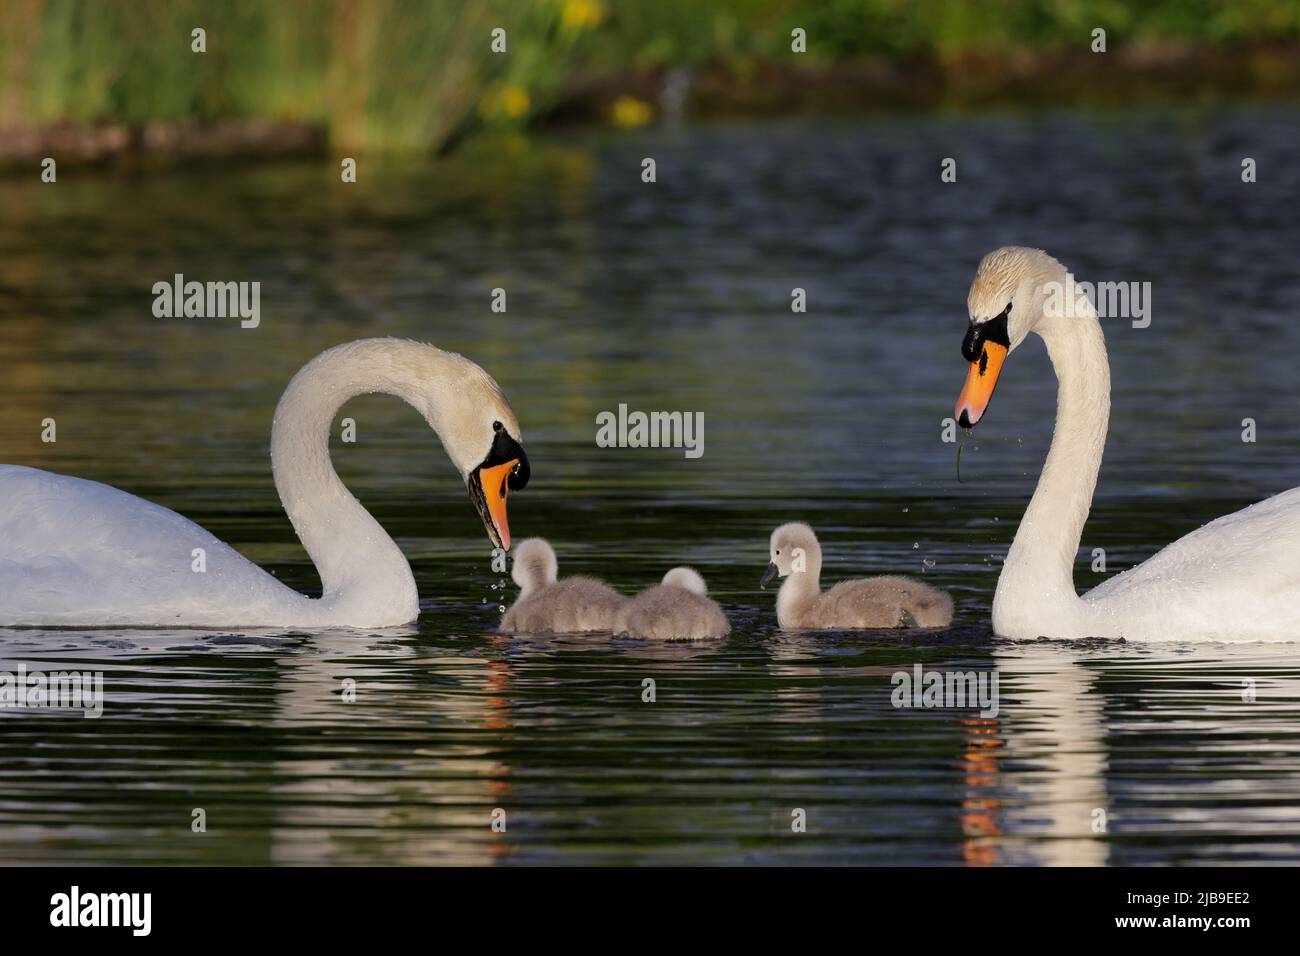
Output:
[0, 338, 529, 629]
[955, 247, 1300, 642]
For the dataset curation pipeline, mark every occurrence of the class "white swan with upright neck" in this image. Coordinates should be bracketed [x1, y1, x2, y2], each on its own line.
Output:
[955, 247, 1300, 642]
[0, 338, 529, 629]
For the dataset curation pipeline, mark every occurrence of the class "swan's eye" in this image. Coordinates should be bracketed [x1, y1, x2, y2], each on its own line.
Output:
[493, 420, 503, 432]
[775, 549, 781, 556]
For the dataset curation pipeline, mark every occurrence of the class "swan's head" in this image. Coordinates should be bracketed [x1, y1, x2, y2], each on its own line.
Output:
[511, 537, 558, 596]
[465, 417, 529, 551]
[662, 566, 708, 595]
[955, 246, 1067, 427]
[429, 350, 529, 550]
[760, 522, 820, 588]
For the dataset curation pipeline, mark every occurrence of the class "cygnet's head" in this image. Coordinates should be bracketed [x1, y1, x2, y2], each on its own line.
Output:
[661, 566, 707, 596]
[760, 522, 821, 588]
[511, 537, 558, 596]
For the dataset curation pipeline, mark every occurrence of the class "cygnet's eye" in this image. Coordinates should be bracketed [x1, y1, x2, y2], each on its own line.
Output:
[775, 549, 781, 556]
[493, 420, 503, 432]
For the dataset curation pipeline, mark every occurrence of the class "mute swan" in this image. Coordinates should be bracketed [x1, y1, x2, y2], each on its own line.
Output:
[956, 246, 1300, 642]
[617, 567, 730, 640]
[0, 338, 530, 629]
[499, 537, 627, 633]
[760, 523, 953, 628]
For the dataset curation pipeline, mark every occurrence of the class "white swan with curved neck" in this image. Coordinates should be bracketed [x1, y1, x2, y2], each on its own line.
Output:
[955, 247, 1300, 642]
[0, 338, 529, 629]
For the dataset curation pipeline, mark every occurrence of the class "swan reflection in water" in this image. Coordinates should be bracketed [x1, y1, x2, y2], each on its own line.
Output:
[4, 625, 1299, 864]
[958, 643, 1110, 867]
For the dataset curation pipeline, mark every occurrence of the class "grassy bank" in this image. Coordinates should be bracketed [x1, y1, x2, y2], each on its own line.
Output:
[2, 0, 1299, 161]
[0, 0, 587, 152]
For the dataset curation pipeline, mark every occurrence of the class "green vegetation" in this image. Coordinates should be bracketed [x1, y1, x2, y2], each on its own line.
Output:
[2, 0, 1299, 154]
[0, 0, 590, 151]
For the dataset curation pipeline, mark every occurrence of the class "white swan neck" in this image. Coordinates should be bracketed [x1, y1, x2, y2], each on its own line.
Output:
[270, 340, 449, 623]
[993, 289, 1111, 637]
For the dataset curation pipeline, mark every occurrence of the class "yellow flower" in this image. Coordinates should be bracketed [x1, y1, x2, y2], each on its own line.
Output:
[561, 0, 604, 31]
[609, 95, 654, 128]
[500, 85, 530, 118]
[480, 84, 531, 120]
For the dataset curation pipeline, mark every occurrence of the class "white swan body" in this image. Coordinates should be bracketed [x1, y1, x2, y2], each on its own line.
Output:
[0, 338, 529, 629]
[0, 464, 326, 627]
[956, 247, 1300, 642]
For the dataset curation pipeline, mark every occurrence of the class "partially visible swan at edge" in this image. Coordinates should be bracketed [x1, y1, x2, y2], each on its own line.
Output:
[499, 537, 627, 633]
[956, 246, 1300, 642]
[617, 567, 730, 640]
[761, 523, 954, 628]
[0, 338, 530, 629]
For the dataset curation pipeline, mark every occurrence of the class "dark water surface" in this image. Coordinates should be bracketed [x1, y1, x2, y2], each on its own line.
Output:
[2, 107, 1300, 864]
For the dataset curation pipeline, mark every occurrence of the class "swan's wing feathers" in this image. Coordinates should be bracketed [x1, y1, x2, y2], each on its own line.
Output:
[1, 465, 220, 562]
[1085, 487, 1300, 634]
[0, 465, 291, 625]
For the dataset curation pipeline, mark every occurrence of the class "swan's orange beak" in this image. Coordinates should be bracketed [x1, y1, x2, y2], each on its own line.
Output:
[955, 340, 1007, 428]
[470, 460, 517, 551]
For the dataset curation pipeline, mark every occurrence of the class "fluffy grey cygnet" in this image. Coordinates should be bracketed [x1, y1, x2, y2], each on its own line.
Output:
[617, 567, 730, 640]
[500, 538, 627, 633]
[761, 523, 953, 629]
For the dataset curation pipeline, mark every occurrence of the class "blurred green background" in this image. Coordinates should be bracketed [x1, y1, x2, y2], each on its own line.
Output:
[2, 0, 1300, 157]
